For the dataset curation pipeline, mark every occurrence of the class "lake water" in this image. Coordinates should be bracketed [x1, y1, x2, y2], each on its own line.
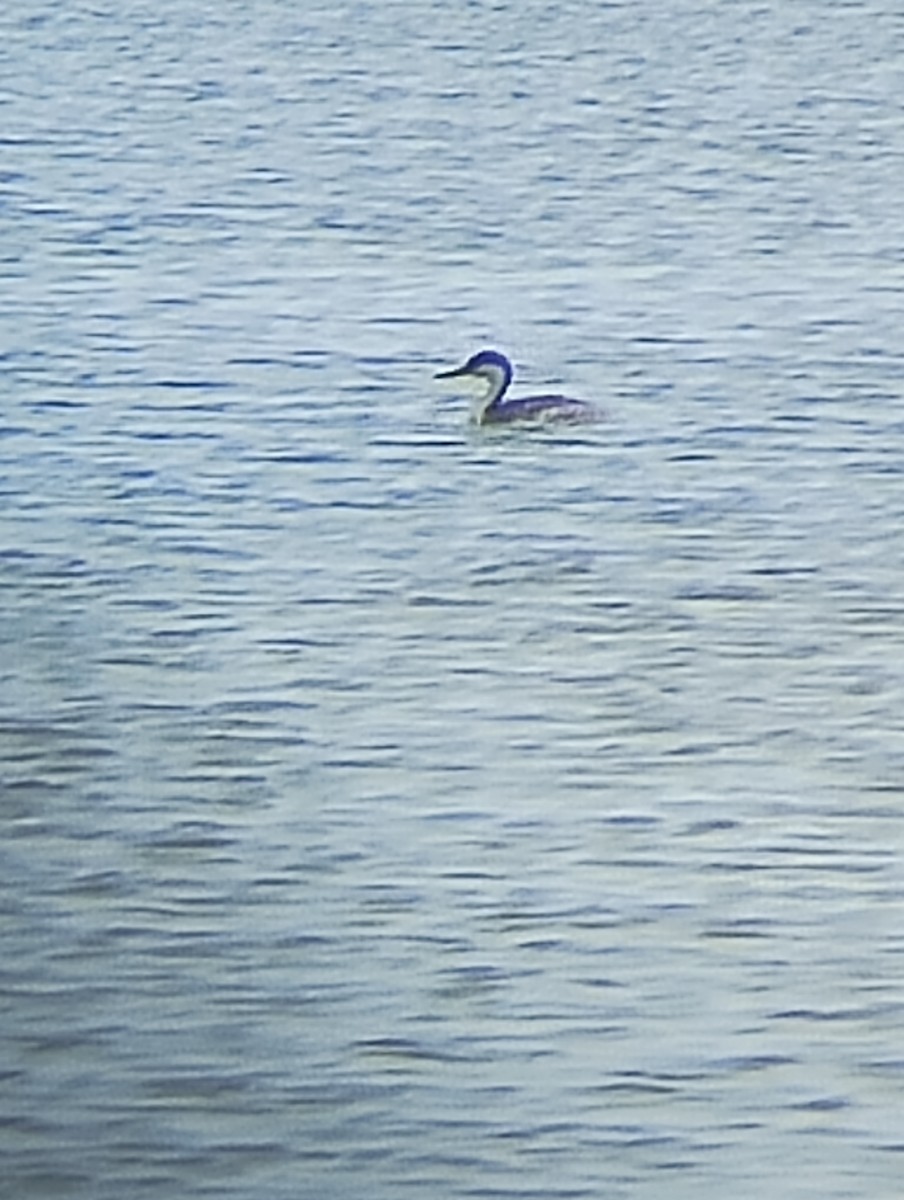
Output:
[3, 1, 904, 1197]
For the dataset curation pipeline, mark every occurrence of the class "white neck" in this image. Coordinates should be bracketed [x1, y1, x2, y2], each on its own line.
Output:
[472, 363, 509, 420]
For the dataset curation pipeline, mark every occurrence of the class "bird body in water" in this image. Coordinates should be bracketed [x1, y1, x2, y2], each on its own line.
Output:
[435, 349, 601, 426]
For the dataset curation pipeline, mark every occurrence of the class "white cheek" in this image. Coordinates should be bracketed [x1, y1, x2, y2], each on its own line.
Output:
[478, 366, 505, 393]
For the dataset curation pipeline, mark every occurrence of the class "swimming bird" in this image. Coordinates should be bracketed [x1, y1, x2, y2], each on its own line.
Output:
[435, 349, 601, 426]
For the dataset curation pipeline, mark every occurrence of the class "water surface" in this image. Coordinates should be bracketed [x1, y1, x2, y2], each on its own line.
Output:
[3, 1, 904, 1197]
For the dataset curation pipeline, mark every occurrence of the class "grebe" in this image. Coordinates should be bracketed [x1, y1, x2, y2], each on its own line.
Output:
[435, 349, 601, 426]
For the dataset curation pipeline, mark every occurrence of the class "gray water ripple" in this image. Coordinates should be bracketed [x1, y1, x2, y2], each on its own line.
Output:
[4, 1, 904, 1198]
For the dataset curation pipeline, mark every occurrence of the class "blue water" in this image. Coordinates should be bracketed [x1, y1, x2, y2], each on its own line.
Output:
[3, 2, 904, 1197]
